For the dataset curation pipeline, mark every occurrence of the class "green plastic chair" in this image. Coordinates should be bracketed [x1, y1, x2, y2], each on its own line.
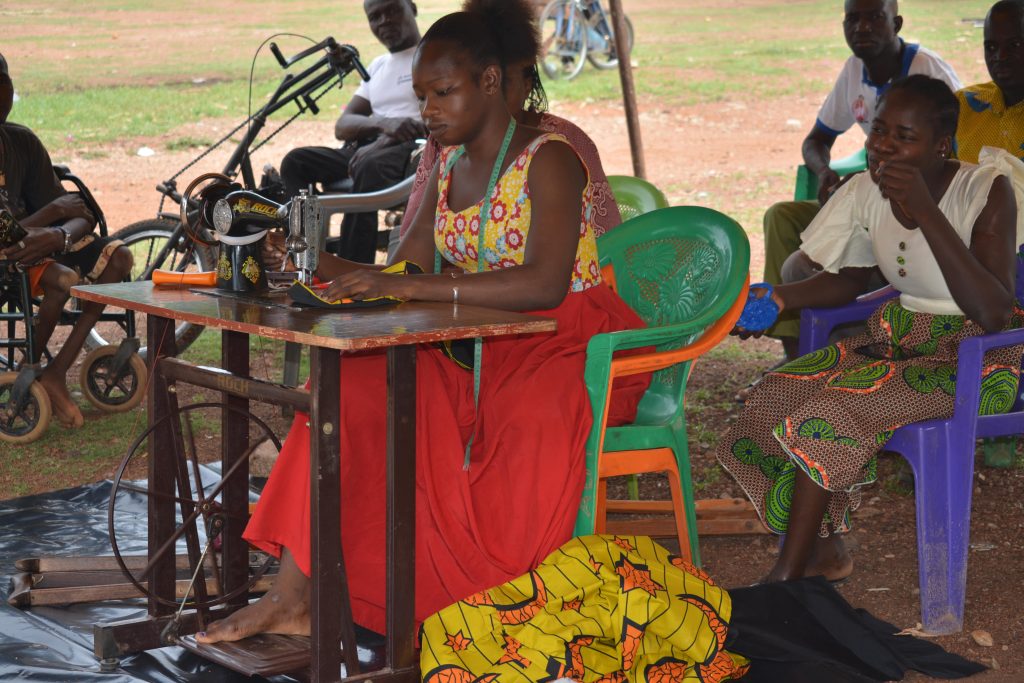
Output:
[793, 147, 867, 201]
[577, 206, 750, 563]
[607, 175, 670, 223]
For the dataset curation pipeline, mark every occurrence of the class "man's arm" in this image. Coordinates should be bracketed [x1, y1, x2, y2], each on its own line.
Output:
[335, 95, 424, 143]
[801, 126, 841, 205]
[1, 194, 96, 264]
[0, 132, 96, 263]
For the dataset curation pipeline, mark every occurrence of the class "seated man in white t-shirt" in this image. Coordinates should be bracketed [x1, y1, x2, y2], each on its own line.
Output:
[280, 0, 424, 263]
[760, 0, 961, 360]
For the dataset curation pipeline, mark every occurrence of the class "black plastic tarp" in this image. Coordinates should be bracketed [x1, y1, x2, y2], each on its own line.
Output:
[0, 469, 298, 682]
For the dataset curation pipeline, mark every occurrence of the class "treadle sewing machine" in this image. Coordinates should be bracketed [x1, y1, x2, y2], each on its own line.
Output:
[40, 170, 560, 680]
[156, 172, 326, 298]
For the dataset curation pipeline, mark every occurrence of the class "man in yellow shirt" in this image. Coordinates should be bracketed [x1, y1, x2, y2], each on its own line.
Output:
[955, 0, 1024, 163]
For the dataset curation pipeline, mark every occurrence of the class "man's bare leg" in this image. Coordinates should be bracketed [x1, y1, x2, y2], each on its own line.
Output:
[32, 265, 78, 361]
[38, 246, 132, 428]
[196, 547, 311, 643]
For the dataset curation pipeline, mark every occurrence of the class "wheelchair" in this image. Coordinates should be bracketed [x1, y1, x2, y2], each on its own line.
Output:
[0, 165, 146, 444]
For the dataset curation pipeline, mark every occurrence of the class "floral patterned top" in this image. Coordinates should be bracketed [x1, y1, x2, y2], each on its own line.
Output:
[434, 133, 602, 293]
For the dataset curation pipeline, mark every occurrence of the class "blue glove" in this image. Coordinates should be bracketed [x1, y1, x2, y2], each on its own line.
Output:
[736, 282, 780, 332]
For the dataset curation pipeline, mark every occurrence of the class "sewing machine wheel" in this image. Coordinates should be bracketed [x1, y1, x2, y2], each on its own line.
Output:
[180, 173, 235, 248]
[79, 347, 147, 413]
[0, 372, 52, 444]
[108, 401, 281, 609]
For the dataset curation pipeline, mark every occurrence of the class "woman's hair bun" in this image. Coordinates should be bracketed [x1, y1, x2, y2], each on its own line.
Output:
[420, 0, 540, 71]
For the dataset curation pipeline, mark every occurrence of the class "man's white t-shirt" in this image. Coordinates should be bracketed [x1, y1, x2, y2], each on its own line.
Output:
[353, 46, 420, 119]
[815, 41, 962, 137]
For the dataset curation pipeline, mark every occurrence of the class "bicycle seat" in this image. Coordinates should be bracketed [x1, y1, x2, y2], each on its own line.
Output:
[322, 178, 354, 193]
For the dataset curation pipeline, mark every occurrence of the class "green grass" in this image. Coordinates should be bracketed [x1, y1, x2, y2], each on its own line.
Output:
[5, 0, 993, 153]
[1, 329, 306, 499]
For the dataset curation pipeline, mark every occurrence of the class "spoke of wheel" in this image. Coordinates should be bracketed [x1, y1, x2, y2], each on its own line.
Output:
[136, 505, 204, 583]
[102, 380, 118, 399]
[117, 481, 199, 508]
[174, 408, 212, 611]
[139, 239, 157, 277]
[183, 411, 208, 511]
[195, 439, 263, 521]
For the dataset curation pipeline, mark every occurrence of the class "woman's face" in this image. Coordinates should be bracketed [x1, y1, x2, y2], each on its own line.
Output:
[412, 40, 501, 147]
[865, 89, 948, 184]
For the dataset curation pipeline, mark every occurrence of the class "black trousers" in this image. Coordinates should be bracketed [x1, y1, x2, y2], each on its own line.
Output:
[280, 139, 418, 264]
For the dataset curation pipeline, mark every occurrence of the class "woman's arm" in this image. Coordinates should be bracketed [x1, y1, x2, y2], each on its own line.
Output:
[880, 162, 1016, 331]
[323, 140, 585, 311]
[772, 266, 878, 313]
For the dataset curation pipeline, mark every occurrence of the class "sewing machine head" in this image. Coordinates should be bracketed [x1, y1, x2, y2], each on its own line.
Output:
[210, 190, 278, 293]
[183, 174, 324, 294]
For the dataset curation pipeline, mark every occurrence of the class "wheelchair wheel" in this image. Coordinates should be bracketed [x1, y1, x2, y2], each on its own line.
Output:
[79, 346, 147, 413]
[0, 372, 52, 444]
[539, 0, 588, 81]
[82, 218, 216, 359]
[586, 13, 634, 70]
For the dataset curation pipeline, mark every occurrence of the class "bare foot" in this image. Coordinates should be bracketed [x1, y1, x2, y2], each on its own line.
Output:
[196, 593, 311, 643]
[37, 372, 83, 428]
[196, 549, 310, 644]
[805, 534, 854, 583]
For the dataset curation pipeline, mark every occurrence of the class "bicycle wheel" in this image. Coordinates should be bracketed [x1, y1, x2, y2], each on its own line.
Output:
[82, 218, 216, 358]
[539, 0, 588, 81]
[586, 12, 634, 70]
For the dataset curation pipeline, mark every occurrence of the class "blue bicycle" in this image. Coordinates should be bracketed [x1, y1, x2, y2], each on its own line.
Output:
[538, 0, 635, 81]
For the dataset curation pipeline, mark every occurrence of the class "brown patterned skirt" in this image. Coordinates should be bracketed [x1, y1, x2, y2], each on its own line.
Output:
[716, 299, 1022, 536]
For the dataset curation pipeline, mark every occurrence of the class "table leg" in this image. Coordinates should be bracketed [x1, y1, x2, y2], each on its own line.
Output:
[221, 330, 250, 609]
[386, 345, 416, 673]
[309, 346, 360, 681]
[147, 314, 178, 617]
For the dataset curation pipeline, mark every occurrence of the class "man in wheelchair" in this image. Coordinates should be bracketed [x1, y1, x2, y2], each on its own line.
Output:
[0, 52, 133, 429]
[274, 0, 425, 264]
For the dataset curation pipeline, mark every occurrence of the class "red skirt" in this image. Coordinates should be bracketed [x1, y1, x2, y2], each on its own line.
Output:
[244, 283, 649, 634]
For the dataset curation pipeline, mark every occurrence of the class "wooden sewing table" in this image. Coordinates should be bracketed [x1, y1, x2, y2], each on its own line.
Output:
[72, 281, 555, 682]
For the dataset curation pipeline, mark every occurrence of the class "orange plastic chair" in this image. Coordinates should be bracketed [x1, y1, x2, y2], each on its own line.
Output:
[575, 206, 750, 562]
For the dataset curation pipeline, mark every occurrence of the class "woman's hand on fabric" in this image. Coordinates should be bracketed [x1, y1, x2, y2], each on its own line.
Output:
[322, 268, 410, 302]
[876, 161, 933, 222]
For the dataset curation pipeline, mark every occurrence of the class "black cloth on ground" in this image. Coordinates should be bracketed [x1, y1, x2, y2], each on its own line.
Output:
[727, 576, 986, 681]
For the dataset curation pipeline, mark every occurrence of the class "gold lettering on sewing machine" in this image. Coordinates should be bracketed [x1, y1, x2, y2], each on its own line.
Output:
[234, 198, 279, 218]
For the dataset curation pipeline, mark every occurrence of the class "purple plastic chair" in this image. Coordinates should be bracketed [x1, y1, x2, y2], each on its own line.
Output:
[798, 261, 1024, 635]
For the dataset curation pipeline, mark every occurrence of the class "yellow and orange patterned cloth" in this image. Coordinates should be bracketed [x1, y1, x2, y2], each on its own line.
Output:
[435, 133, 602, 292]
[420, 535, 749, 683]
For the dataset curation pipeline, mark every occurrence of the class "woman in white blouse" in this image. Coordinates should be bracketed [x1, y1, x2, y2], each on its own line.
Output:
[718, 74, 1024, 584]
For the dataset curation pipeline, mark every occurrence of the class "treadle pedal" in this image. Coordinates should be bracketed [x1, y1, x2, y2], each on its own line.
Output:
[179, 633, 313, 677]
[178, 629, 387, 678]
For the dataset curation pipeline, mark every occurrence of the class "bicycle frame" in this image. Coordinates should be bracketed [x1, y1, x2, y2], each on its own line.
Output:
[141, 37, 371, 279]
